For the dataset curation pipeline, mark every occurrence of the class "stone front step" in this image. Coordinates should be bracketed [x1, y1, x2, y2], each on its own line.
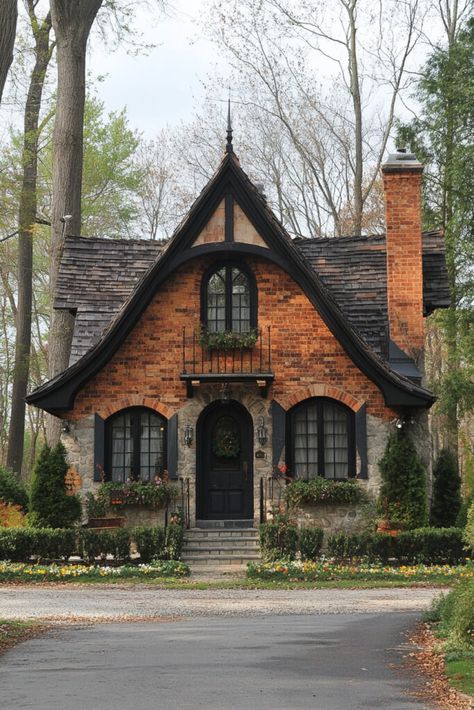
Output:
[182, 555, 258, 567]
[195, 519, 255, 529]
[184, 536, 258, 548]
[182, 526, 261, 572]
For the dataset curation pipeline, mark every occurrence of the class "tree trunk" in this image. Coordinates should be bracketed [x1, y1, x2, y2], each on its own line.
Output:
[46, 0, 103, 445]
[6, 9, 54, 474]
[345, 0, 363, 236]
[0, 0, 17, 105]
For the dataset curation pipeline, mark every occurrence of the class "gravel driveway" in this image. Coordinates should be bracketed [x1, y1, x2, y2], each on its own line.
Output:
[0, 585, 442, 621]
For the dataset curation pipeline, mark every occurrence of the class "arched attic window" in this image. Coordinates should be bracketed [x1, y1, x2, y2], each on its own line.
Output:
[288, 398, 355, 480]
[201, 263, 257, 333]
[106, 408, 166, 483]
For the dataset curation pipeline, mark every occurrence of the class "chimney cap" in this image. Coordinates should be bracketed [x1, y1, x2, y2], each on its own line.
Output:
[382, 147, 423, 173]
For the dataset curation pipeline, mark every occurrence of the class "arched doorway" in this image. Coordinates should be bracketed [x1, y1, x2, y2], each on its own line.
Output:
[197, 401, 254, 520]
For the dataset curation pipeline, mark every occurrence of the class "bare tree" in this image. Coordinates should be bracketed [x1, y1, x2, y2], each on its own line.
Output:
[7, 1, 55, 474]
[0, 0, 18, 104]
[46, 0, 167, 443]
[206, 0, 424, 236]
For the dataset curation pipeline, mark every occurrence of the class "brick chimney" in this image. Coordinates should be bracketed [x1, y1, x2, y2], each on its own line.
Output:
[382, 149, 424, 362]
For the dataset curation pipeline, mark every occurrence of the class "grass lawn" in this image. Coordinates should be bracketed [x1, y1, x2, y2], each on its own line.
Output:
[445, 653, 474, 697]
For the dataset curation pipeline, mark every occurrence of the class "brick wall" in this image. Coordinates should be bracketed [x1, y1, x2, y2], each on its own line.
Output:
[68, 255, 395, 423]
[382, 158, 424, 360]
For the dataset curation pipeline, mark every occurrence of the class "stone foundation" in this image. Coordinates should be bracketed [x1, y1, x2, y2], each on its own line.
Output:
[60, 392, 410, 532]
[293, 503, 367, 539]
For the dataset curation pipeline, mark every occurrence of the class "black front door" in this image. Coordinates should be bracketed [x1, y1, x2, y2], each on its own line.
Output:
[198, 402, 253, 519]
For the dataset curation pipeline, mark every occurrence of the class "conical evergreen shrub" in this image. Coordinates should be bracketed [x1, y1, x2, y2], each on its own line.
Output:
[29, 443, 81, 528]
[430, 448, 461, 527]
[378, 430, 428, 530]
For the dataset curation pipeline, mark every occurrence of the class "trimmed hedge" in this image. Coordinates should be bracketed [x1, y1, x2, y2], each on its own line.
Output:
[259, 522, 299, 561]
[299, 527, 324, 561]
[0, 528, 77, 562]
[327, 527, 465, 564]
[259, 523, 323, 561]
[131, 524, 184, 563]
[132, 526, 165, 563]
[80, 529, 131, 564]
[0, 525, 184, 564]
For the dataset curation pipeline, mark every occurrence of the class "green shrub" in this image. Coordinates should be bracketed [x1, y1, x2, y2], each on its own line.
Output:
[84, 491, 107, 519]
[0, 527, 78, 561]
[299, 527, 324, 561]
[132, 525, 166, 562]
[111, 529, 131, 561]
[437, 580, 474, 650]
[463, 501, 474, 552]
[79, 528, 130, 563]
[431, 449, 461, 527]
[0, 529, 33, 561]
[327, 527, 465, 564]
[29, 443, 81, 528]
[457, 440, 474, 527]
[259, 521, 298, 561]
[32, 528, 77, 561]
[285, 478, 366, 507]
[397, 527, 465, 565]
[378, 430, 428, 529]
[164, 524, 183, 560]
[0, 466, 29, 511]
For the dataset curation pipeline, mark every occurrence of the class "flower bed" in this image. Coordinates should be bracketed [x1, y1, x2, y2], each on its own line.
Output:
[247, 560, 473, 583]
[0, 559, 190, 583]
[285, 479, 367, 507]
[97, 481, 178, 509]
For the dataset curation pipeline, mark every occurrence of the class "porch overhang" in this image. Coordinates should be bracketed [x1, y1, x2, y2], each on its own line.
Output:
[180, 372, 275, 398]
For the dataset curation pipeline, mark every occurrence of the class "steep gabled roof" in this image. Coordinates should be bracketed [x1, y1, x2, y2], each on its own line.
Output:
[27, 151, 437, 413]
[55, 230, 448, 364]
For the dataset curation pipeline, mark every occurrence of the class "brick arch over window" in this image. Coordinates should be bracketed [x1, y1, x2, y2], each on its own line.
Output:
[98, 397, 175, 421]
[275, 384, 365, 414]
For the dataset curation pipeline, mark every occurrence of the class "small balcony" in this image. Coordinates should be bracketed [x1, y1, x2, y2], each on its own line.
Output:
[180, 326, 274, 397]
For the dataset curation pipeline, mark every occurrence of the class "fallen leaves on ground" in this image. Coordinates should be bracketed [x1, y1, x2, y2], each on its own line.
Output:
[408, 623, 473, 709]
[0, 621, 46, 656]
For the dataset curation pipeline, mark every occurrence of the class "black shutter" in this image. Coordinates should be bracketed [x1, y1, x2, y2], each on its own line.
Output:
[94, 413, 105, 482]
[167, 413, 178, 480]
[271, 400, 286, 467]
[355, 403, 368, 479]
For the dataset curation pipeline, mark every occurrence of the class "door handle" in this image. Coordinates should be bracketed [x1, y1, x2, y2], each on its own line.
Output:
[243, 461, 248, 480]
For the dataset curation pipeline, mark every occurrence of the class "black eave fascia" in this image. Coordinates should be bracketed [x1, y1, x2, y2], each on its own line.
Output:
[26, 153, 434, 413]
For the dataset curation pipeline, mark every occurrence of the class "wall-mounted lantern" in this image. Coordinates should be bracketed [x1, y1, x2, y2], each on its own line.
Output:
[257, 417, 268, 446]
[183, 424, 194, 447]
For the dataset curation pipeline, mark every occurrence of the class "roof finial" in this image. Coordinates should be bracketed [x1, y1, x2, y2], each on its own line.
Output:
[226, 92, 233, 153]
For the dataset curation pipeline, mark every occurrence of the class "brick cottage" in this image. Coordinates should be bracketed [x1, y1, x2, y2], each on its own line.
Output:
[27, 135, 449, 536]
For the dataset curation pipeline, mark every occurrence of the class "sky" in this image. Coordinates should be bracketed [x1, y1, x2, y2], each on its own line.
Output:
[0, 0, 224, 140]
[87, 0, 224, 137]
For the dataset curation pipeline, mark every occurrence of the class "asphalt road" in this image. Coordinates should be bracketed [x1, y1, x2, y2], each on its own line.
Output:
[0, 613, 432, 710]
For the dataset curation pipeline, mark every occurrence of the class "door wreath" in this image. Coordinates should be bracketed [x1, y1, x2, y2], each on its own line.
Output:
[213, 427, 240, 458]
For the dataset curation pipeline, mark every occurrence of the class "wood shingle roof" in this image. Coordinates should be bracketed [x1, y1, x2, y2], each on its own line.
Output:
[56, 229, 448, 365]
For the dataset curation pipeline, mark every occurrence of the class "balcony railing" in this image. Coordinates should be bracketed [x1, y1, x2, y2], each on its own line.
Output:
[180, 326, 274, 397]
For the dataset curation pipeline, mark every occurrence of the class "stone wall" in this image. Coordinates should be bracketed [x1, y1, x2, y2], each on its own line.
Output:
[293, 503, 367, 540]
[62, 391, 397, 530]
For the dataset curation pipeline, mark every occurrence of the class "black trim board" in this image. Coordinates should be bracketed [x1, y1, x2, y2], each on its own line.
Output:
[27, 153, 435, 414]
